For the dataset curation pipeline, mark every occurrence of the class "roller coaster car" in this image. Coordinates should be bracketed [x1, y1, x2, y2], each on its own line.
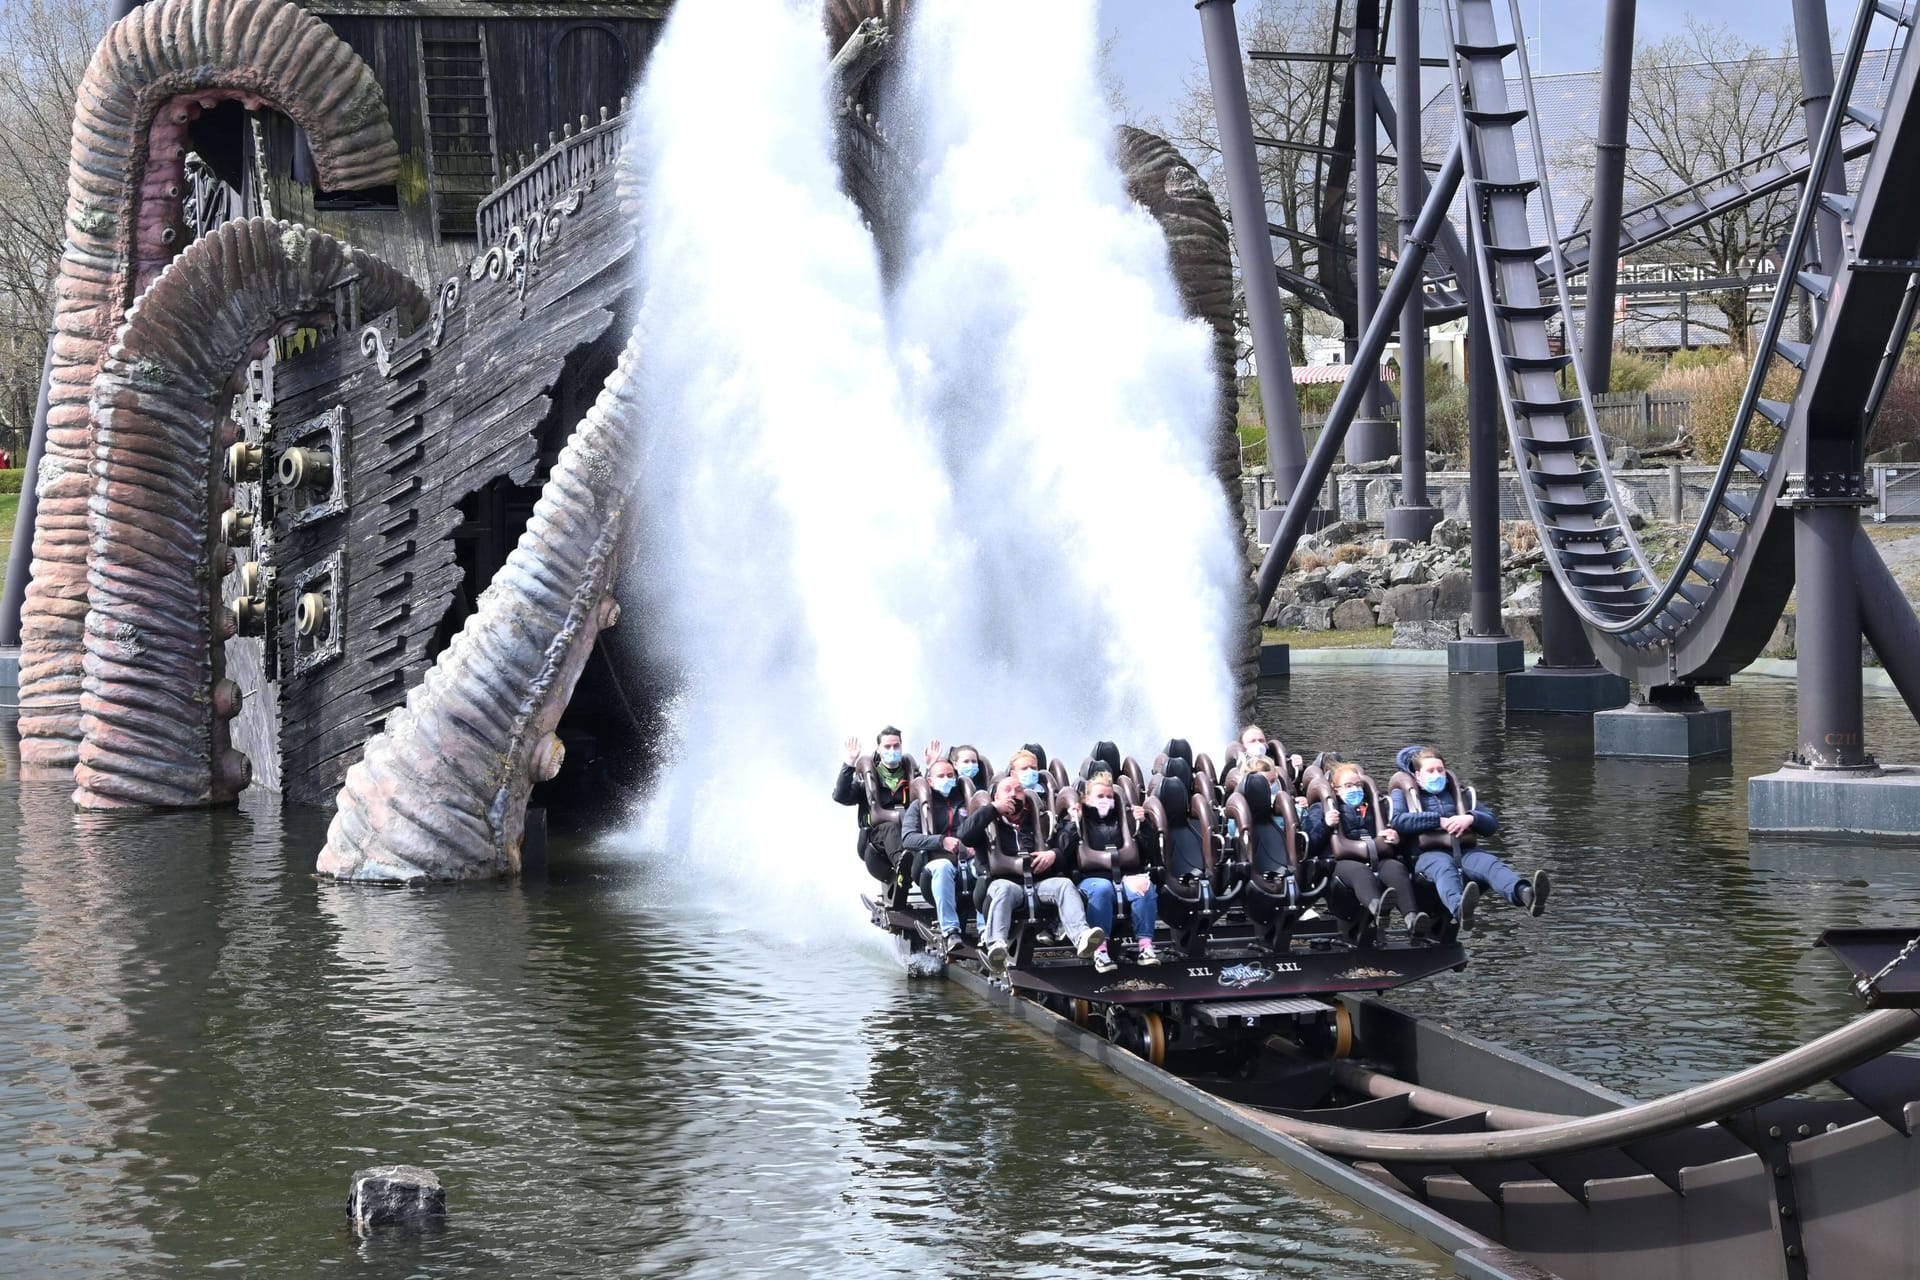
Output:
[863, 741, 1466, 1060]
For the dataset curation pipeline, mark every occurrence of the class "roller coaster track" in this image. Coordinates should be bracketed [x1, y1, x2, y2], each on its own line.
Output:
[1445, 0, 1920, 688]
[1267, 74, 1882, 324]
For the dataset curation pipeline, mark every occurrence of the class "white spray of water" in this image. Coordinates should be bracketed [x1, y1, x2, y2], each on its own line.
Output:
[619, 0, 955, 925]
[617, 0, 1240, 934]
[891, 0, 1239, 754]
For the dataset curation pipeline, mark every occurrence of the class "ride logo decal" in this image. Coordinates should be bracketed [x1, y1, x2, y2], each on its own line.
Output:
[1212, 961, 1301, 988]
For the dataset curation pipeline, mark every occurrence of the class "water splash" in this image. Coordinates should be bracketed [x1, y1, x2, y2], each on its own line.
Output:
[892, 0, 1239, 752]
[616, 0, 1238, 931]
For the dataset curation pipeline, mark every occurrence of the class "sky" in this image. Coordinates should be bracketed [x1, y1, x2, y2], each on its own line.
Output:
[1097, 0, 1816, 132]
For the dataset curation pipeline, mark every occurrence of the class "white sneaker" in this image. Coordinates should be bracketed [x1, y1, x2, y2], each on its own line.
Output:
[985, 939, 1010, 973]
[1092, 943, 1118, 974]
[1136, 938, 1161, 966]
[1074, 927, 1107, 959]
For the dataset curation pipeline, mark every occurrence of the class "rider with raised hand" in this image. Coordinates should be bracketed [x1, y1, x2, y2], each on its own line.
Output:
[960, 774, 1104, 974]
[1389, 746, 1548, 930]
[834, 725, 915, 898]
[902, 755, 970, 953]
[1056, 773, 1161, 971]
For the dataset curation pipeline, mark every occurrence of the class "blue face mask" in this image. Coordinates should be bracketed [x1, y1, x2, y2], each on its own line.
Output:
[958, 761, 979, 780]
[933, 776, 957, 797]
[1340, 786, 1366, 808]
[1019, 768, 1041, 790]
[1244, 742, 1266, 759]
[1421, 773, 1448, 795]
[880, 747, 902, 768]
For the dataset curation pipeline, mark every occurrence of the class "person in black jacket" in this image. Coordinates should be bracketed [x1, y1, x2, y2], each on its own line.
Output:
[833, 726, 915, 899]
[959, 774, 1103, 973]
[901, 756, 970, 951]
[1302, 761, 1427, 943]
[1389, 746, 1548, 928]
[1054, 774, 1160, 971]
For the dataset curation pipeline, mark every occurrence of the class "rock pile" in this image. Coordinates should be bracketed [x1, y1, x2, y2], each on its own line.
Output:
[1265, 518, 1546, 649]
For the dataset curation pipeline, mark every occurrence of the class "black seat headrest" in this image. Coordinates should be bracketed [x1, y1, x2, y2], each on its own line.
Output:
[1163, 738, 1193, 765]
[1156, 774, 1190, 817]
[1161, 756, 1193, 789]
[1021, 742, 1049, 770]
[1092, 740, 1122, 778]
[1240, 772, 1273, 824]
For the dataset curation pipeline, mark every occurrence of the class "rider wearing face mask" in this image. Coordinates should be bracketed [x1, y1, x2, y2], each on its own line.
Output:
[1302, 762, 1426, 943]
[948, 744, 985, 791]
[901, 757, 971, 952]
[1389, 745, 1548, 930]
[1239, 724, 1305, 785]
[1055, 774, 1161, 970]
[834, 725, 917, 899]
[1006, 749, 1049, 800]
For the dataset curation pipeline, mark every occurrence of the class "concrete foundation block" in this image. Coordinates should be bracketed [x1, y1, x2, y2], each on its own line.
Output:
[1448, 636, 1524, 674]
[0, 645, 16, 698]
[1259, 642, 1290, 678]
[1506, 665, 1631, 714]
[1749, 764, 1920, 835]
[1594, 703, 1733, 759]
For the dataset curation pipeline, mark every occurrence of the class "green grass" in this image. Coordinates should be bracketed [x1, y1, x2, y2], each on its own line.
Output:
[0, 492, 17, 594]
[1263, 624, 1393, 649]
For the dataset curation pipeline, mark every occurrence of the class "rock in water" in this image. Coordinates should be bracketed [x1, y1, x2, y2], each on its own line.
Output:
[349, 1165, 446, 1232]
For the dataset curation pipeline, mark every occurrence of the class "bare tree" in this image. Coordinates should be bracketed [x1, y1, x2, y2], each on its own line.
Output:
[0, 0, 108, 460]
[1624, 21, 1802, 353]
[1165, 0, 1346, 362]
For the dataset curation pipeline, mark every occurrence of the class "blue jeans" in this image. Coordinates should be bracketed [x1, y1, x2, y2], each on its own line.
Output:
[1079, 877, 1158, 940]
[1416, 848, 1523, 915]
[925, 859, 961, 934]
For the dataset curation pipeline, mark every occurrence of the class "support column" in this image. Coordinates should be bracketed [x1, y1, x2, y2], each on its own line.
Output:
[1747, 510, 1920, 833]
[1385, 0, 1439, 541]
[1792, 0, 1849, 283]
[1506, 574, 1631, 712]
[1449, 235, 1522, 674]
[1508, 0, 1631, 712]
[1197, 0, 1307, 509]
[1347, 3, 1395, 464]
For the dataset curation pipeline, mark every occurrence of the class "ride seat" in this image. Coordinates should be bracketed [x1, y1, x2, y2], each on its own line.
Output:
[854, 752, 918, 825]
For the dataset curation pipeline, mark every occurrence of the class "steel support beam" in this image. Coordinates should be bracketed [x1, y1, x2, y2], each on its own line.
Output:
[1796, 505, 1869, 767]
[1255, 145, 1465, 610]
[1853, 525, 1920, 728]
[1347, 2, 1394, 463]
[1198, 0, 1307, 496]
[1466, 228, 1505, 638]
[1581, 0, 1635, 378]
[1386, 0, 1438, 541]
[1373, 94, 1474, 297]
[1793, 0, 1850, 281]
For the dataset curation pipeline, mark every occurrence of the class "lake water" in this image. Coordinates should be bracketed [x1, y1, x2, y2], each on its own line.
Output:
[3, 667, 1918, 1277]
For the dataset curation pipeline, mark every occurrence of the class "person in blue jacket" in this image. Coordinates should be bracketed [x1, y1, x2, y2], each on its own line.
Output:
[1388, 746, 1548, 930]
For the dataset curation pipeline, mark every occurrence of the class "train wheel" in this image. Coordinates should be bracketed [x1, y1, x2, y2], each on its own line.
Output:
[1141, 1011, 1167, 1067]
[1331, 1003, 1354, 1059]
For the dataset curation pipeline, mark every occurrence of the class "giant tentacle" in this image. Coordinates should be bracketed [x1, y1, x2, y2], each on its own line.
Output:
[78, 219, 425, 810]
[21, 0, 400, 771]
[1115, 126, 1261, 708]
[317, 340, 644, 881]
